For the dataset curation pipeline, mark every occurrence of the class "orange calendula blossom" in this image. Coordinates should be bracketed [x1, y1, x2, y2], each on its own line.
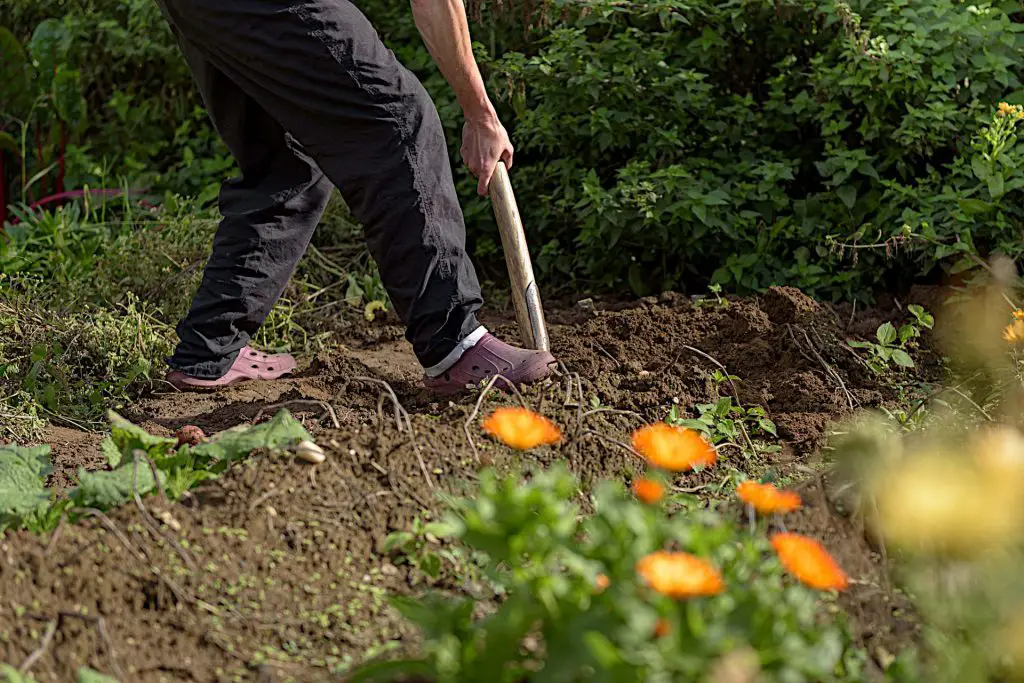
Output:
[482, 407, 561, 450]
[632, 477, 665, 504]
[737, 481, 801, 515]
[595, 574, 610, 593]
[1013, 309, 1024, 320]
[635, 550, 725, 599]
[1004, 320, 1024, 344]
[771, 533, 848, 591]
[632, 423, 717, 472]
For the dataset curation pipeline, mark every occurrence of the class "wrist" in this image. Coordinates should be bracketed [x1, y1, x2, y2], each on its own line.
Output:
[462, 98, 497, 124]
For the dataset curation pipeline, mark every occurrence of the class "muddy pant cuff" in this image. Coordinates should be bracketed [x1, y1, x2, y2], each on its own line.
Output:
[423, 325, 488, 378]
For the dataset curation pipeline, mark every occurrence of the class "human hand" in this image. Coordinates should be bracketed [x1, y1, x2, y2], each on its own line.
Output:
[461, 110, 514, 196]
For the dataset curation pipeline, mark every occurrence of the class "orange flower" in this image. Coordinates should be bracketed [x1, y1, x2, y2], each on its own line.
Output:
[595, 573, 610, 593]
[635, 550, 724, 599]
[1014, 309, 1024, 320]
[771, 533, 848, 591]
[654, 618, 671, 638]
[1004, 320, 1024, 343]
[632, 477, 665, 504]
[737, 481, 801, 515]
[482, 407, 561, 450]
[632, 423, 717, 472]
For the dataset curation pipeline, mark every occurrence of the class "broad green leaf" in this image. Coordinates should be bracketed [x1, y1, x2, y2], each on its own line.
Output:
[971, 155, 990, 181]
[382, 531, 415, 552]
[0, 27, 33, 117]
[988, 172, 1005, 199]
[53, 65, 87, 130]
[0, 444, 52, 519]
[70, 461, 165, 509]
[898, 324, 918, 343]
[108, 411, 177, 457]
[890, 349, 915, 368]
[836, 184, 857, 209]
[27, 19, 69, 84]
[758, 418, 778, 436]
[876, 322, 897, 346]
[100, 436, 122, 468]
[420, 552, 442, 578]
[187, 409, 311, 464]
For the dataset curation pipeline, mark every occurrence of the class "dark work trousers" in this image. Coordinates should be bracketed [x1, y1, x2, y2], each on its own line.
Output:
[156, 0, 485, 378]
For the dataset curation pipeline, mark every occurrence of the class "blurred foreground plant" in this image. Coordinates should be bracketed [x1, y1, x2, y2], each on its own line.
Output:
[830, 258, 1024, 682]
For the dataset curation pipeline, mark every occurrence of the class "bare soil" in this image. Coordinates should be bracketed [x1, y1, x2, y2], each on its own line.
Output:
[0, 287, 935, 681]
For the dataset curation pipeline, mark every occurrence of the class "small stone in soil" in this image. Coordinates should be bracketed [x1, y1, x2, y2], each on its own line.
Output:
[175, 425, 206, 447]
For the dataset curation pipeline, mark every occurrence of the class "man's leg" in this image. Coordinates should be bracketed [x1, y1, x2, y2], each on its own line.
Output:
[161, 18, 334, 380]
[161, 0, 488, 368]
[161, 0, 554, 392]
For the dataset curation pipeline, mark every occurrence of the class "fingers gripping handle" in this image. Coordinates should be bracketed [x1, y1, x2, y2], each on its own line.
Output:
[488, 163, 550, 352]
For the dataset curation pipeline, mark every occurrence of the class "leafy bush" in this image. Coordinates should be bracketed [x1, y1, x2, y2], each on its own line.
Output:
[350, 464, 866, 682]
[6, 0, 1024, 302]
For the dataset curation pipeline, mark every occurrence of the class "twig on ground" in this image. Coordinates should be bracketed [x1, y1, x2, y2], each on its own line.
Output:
[464, 374, 506, 463]
[581, 407, 645, 425]
[787, 324, 856, 410]
[354, 377, 411, 433]
[581, 430, 644, 462]
[19, 619, 58, 673]
[947, 386, 994, 422]
[591, 341, 619, 368]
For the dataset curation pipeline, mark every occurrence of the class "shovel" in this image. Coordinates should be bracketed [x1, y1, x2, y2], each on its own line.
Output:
[488, 162, 550, 352]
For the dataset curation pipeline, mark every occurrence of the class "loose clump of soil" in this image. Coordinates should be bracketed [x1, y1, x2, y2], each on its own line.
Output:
[1, 288, 936, 681]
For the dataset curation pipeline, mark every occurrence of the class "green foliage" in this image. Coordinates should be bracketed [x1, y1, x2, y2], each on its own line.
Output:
[0, 409, 312, 531]
[351, 465, 866, 683]
[0, 443, 52, 526]
[8, 0, 1024, 300]
[848, 305, 934, 373]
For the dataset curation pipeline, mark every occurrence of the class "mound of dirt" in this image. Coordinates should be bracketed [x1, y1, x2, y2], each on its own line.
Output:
[1, 288, 935, 681]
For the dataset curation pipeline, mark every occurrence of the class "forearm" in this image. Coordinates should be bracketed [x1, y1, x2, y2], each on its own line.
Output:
[410, 0, 495, 122]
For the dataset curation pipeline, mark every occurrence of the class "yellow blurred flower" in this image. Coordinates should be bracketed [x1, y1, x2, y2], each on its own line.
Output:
[1000, 102, 1013, 117]
[973, 425, 1024, 478]
[871, 451, 1024, 557]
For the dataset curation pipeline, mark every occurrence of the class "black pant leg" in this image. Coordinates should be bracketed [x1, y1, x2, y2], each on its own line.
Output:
[160, 0, 485, 369]
[158, 10, 334, 378]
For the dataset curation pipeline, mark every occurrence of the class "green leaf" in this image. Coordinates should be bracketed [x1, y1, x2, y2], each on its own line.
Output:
[100, 437, 123, 468]
[0, 663, 36, 683]
[108, 411, 177, 457]
[670, 418, 710, 433]
[70, 460, 165, 509]
[876, 322, 897, 346]
[0, 27, 33, 117]
[419, 552, 442, 578]
[186, 409, 312, 464]
[898, 324, 918, 343]
[0, 444, 53, 520]
[758, 418, 778, 436]
[53, 65, 87, 130]
[77, 668, 118, 683]
[27, 19, 69, 84]
[342, 658, 433, 683]
[988, 172, 1006, 199]
[890, 349, 915, 368]
[583, 631, 622, 669]
[971, 155, 990, 181]
[382, 531, 414, 552]
[836, 184, 857, 209]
